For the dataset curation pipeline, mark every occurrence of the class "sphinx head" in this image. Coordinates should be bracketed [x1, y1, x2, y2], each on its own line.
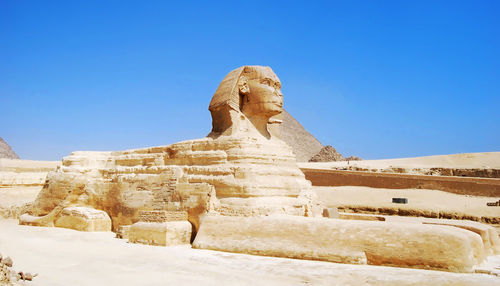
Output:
[209, 66, 283, 138]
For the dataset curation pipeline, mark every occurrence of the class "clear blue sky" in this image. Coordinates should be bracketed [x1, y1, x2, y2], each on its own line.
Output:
[1, 0, 499, 161]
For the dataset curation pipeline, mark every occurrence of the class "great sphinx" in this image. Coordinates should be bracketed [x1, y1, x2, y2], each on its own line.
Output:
[20, 66, 499, 273]
[20, 66, 321, 232]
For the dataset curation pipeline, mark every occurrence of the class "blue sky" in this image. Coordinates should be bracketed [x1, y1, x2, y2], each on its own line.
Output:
[1, 0, 499, 161]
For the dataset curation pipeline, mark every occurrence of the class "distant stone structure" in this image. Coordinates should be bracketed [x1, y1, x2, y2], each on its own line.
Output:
[309, 145, 362, 162]
[309, 145, 344, 162]
[19, 66, 499, 272]
[0, 137, 19, 159]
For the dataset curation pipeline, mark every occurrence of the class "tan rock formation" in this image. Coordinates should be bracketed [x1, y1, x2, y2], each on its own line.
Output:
[54, 207, 111, 231]
[193, 215, 486, 273]
[128, 211, 192, 246]
[129, 221, 192, 246]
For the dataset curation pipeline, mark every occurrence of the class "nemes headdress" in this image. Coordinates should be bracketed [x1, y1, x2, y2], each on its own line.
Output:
[208, 65, 281, 136]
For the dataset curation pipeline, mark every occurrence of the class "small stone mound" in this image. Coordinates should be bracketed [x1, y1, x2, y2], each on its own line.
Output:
[309, 146, 362, 162]
[1, 252, 37, 285]
[345, 156, 362, 161]
[309, 145, 344, 162]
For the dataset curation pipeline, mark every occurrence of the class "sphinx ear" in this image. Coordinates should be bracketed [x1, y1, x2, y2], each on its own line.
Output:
[238, 76, 250, 95]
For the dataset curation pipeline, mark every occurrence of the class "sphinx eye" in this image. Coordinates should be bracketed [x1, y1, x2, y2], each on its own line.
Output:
[261, 79, 271, 85]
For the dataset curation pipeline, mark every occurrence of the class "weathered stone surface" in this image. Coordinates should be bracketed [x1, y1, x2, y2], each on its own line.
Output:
[115, 225, 131, 239]
[54, 207, 111, 232]
[128, 221, 192, 246]
[194, 215, 485, 272]
[138, 210, 188, 223]
[2, 257, 13, 268]
[422, 218, 500, 255]
[322, 207, 339, 218]
[20, 206, 112, 232]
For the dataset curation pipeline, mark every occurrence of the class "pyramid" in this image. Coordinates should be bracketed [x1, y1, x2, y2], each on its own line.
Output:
[0, 137, 20, 159]
[309, 145, 344, 162]
[280, 109, 323, 162]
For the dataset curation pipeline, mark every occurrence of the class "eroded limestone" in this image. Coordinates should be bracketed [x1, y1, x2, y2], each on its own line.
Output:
[193, 215, 485, 273]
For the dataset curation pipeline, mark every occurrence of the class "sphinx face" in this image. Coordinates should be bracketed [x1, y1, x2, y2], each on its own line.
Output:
[243, 72, 283, 118]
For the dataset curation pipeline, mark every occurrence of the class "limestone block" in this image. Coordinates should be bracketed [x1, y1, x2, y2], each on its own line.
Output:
[54, 207, 111, 232]
[322, 207, 339, 218]
[422, 218, 500, 255]
[193, 215, 485, 273]
[137, 210, 188, 223]
[338, 213, 385, 221]
[128, 221, 192, 246]
[19, 213, 55, 227]
[115, 225, 131, 239]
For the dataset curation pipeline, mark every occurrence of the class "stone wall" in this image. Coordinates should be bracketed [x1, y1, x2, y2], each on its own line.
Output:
[301, 168, 500, 197]
[0, 159, 60, 187]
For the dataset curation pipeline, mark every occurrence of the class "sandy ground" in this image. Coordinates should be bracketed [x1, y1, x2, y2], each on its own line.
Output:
[0, 159, 59, 172]
[300, 152, 500, 170]
[314, 186, 500, 218]
[0, 186, 42, 209]
[1, 219, 499, 286]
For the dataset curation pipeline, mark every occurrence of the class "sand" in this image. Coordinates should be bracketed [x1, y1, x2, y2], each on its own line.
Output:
[0, 159, 59, 172]
[314, 186, 500, 218]
[1, 219, 499, 286]
[300, 152, 500, 170]
[0, 187, 42, 209]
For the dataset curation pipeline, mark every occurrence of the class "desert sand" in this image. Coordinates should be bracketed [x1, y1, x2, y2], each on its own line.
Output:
[314, 186, 500, 218]
[300, 152, 500, 170]
[0, 186, 42, 209]
[1, 219, 499, 286]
